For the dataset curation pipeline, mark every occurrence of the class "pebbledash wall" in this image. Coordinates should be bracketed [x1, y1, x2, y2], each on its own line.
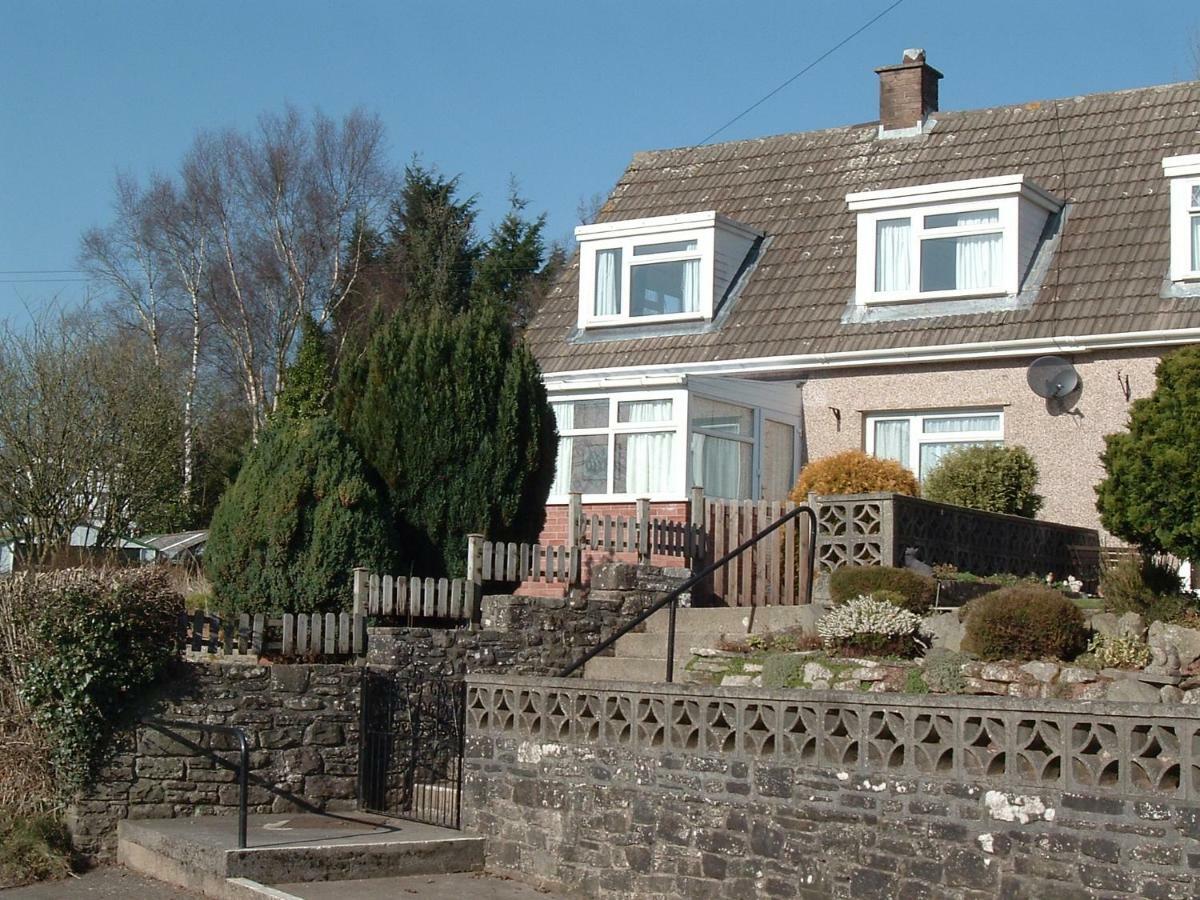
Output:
[802, 349, 1162, 537]
[70, 663, 362, 860]
[464, 674, 1200, 900]
[522, 501, 689, 597]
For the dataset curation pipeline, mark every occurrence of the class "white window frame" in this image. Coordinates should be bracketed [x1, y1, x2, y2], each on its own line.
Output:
[689, 393, 758, 501]
[847, 175, 1060, 304]
[549, 389, 688, 503]
[864, 408, 1005, 481]
[1163, 154, 1200, 282]
[576, 212, 718, 328]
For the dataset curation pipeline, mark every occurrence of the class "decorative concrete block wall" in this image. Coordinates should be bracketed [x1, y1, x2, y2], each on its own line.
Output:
[463, 674, 1200, 899]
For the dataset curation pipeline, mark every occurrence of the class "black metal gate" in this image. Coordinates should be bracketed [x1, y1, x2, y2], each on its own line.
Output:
[358, 669, 466, 829]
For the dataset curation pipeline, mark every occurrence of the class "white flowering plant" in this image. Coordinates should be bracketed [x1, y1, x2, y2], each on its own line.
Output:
[817, 593, 925, 658]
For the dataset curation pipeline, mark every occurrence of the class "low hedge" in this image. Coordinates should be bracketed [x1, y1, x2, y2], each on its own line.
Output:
[962, 584, 1087, 661]
[828, 566, 937, 615]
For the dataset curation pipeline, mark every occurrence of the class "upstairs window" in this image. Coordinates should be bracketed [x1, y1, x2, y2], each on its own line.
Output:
[849, 175, 1060, 305]
[576, 211, 760, 329]
[1163, 155, 1200, 282]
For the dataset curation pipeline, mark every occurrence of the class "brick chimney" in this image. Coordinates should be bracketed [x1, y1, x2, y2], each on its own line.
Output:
[875, 48, 942, 133]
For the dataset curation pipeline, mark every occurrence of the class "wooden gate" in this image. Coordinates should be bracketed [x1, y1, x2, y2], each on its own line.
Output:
[705, 499, 813, 606]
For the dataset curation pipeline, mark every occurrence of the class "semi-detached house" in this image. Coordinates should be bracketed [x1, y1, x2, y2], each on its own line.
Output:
[522, 50, 1200, 574]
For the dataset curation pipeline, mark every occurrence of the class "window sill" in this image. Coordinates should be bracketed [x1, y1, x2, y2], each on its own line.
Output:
[582, 313, 708, 329]
[859, 287, 1008, 305]
[548, 492, 689, 505]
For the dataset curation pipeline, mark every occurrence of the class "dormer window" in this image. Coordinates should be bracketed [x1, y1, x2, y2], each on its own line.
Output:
[576, 211, 760, 328]
[1163, 154, 1200, 282]
[848, 175, 1061, 305]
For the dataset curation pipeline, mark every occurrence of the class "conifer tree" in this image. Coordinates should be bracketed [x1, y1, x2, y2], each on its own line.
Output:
[337, 300, 556, 576]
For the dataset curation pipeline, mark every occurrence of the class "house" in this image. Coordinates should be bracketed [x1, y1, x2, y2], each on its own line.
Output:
[522, 50, 1200, 569]
[0, 524, 159, 574]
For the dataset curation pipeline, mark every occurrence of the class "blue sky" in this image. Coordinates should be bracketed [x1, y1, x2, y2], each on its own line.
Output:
[1, 1, 1198, 323]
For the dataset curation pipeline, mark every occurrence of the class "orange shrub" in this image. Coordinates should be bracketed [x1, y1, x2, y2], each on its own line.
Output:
[789, 450, 919, 501]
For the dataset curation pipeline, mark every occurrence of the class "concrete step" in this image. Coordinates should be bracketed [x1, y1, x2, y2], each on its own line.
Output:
[118, 812, 484, 900]
[613, 630, 731, 659]
[641, 604, 824, 635]
[583, 655, 671, 683]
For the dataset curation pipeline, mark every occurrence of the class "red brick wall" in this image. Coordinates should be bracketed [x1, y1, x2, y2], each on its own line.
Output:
[516, 501, 691, 597]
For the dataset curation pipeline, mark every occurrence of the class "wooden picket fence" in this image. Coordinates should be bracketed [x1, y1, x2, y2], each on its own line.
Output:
[478, 540, 579, 585]
[356, 572, 479, 620]
[705, 498, 813, 606]
[177, 610, 367, 658]
[571, 492, 705, 564]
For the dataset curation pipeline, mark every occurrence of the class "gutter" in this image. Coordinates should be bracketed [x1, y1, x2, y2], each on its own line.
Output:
[542, 327, 1200, 388]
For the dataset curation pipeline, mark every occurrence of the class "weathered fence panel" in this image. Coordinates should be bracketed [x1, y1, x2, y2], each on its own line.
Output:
[176, 610, 366, 658]
[705, 498, 813, 606]
[355, 570, 480, 620]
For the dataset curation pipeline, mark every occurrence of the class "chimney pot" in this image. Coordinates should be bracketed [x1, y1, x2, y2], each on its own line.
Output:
[875, 49, 942, 134]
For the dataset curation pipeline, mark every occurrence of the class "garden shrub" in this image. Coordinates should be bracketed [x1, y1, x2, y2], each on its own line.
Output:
[20, 569, 181, 791]
[922, 445, 1044, 518]
[1099, 555, 1191, 623]
[828, 566, 936, 615]
[761, 653, 807, 689]
[205, 416, 395, 615]
[817, 594, 925, 658]
[962, 584, 1087, 661]
[1087, 633, 1152, 670]
[923, 649, 969, 693]
[789, 450, 919, 501]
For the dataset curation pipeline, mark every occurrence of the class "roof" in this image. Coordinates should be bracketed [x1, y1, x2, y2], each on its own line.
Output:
[141, 530, 208, 556]
[525, 80, 1200, 375]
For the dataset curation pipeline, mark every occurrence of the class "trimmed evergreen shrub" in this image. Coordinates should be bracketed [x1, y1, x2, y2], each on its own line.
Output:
[20, 569, 180, 791]
[1099, 555, 1190, 623]
[828, 566, 937, 615]
[205, 416, 394, 614]
[337, 301, 557, 575]
[1097, 345, 1200, 560]
[962, 585, 1087, 661]
[922, 444, 1043, 518]
[789, 450, 919, 501]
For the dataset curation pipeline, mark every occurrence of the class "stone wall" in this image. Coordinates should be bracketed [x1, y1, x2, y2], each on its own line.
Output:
[69, 662, 361, 860]
[366, 563, 687, 676]
[463, 674, 1200, 899]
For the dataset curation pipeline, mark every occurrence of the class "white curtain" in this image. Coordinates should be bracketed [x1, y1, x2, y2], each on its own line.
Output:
[922, 415, 1000, 434]
[681, 258, 700, 313]
[875, 218, 911, 292]
[551, 403, 574, 495]
[872, 419, 910, 468]
[594, 249, 620, 316]
[919, 439, 1002, 481]
[622, 433, 674, 493]
[697, 435, 745, 499]
[954, 213, 1002, 290]
[1191, 213, 1199, 271]
[623, 399, 672, 424]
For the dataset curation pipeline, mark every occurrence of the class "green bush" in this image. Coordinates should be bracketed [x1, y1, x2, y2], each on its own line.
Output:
[962, 584, 1088, 661]
[338, 301, 557, 576]
[761, 653, 807, 689]
[817, 594, 925, 658]
[828, 566, 937, 615]
[922, 445, 1043, 518]
[1097, 345, 1200, 560]
[20, 569, 180, 791]
[1099, 556, 1191, 623]
[0, 814, 74, 888]
[205, 416, 395, 615]
[789, 450, 919, 500]
[1087, 633, 1152, 669]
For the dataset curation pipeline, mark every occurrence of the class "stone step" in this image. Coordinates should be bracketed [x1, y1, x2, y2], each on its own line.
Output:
[640, 604, 824, 635]
[583, 655, 671, 683]
[613, 631, 730, 660]
[118, 813, 484, 900]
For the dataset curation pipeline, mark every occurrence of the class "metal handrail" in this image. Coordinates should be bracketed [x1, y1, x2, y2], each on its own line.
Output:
[140, 718, 250, 849]
[559, 504, 817, 683]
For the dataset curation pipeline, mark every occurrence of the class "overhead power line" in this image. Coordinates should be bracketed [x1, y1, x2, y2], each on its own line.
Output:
[697, 0, 909, 146]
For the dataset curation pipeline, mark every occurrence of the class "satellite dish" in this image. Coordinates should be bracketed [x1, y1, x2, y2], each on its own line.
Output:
[1026, 356, 1080, 399]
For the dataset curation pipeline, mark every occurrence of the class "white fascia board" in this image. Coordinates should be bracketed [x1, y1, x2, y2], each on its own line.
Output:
[1163, 154, 1200, 178]
[847, 174, 1061, 214]
[574, 210, 761, 244]
[542, 327, 1200, 386]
